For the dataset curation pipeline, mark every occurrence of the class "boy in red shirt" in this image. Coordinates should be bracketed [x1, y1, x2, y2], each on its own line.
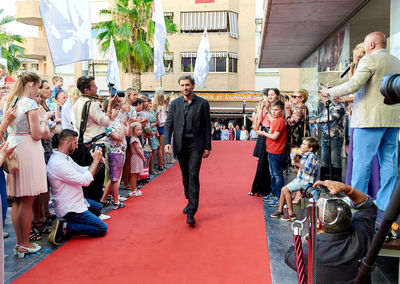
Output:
[257, 101, 286, 206]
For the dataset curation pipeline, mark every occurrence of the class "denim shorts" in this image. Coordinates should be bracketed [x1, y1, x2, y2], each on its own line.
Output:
[158, 126, 165, 135]
[286, 179, 311, 193]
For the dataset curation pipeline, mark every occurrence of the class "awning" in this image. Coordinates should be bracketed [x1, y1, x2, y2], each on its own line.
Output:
[258, 0, 369, 68]
[181, 11, 228, 31]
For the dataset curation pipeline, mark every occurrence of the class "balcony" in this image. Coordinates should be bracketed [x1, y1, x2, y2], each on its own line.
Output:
[23, 37, 48, 59]
[15, 0, 42, 26]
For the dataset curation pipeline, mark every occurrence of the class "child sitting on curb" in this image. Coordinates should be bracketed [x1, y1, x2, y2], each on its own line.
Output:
[270, 137, 319, 220]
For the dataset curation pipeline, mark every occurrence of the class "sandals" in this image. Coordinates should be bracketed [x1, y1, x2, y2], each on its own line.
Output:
[30, 228, 42, 241]
[33, 221, 51, 235]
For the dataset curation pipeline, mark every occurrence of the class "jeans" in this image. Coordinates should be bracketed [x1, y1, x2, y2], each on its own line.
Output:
[64, 199, 107, 237]
[177, 138, 203, 215]
[352, 127, 399, 211]
[0, 171, 6, 226]
[268, 153, 285, 198]
[321, 136, 343, 168]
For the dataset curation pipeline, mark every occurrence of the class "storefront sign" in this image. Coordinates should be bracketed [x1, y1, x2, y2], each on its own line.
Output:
[196, 92, 292, 101]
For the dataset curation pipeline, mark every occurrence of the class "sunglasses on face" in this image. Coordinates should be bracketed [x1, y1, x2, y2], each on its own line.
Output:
[292, 95, 301, 98]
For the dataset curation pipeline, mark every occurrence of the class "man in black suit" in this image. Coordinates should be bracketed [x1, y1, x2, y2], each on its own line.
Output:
[165, 75, 211, 226]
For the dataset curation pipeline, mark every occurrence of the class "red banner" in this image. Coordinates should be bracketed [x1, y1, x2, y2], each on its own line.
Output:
[195, 0, 215, 3]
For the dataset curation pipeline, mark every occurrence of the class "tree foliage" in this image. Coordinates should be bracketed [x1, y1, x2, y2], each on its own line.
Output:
[94, 0, 177, 90]
[0, 9, 25, 74]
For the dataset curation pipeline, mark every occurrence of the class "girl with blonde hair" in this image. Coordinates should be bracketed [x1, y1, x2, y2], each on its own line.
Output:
[6, 72, 50, 258]
[152, 87, 167, 172]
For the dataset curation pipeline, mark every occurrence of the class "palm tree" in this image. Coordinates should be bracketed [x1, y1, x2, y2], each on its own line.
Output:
[94, 0, 177, 92]
[0, 9, 25, 74]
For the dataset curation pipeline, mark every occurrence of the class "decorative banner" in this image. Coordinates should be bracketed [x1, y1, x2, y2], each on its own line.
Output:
[194, 29, 211, 87]
[195, 0, 215, 3]
[318, 25, 350, 72]
[152, 0, 166, 82]
[40, 0, 93, 66]
[106, 38, 120, 90]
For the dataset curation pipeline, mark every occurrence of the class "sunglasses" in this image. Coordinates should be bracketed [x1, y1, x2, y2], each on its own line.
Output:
[292, 95, 301, 98]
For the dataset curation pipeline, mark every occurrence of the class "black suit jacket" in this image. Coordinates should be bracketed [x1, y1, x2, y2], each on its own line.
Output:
[165, 94, 211, 155]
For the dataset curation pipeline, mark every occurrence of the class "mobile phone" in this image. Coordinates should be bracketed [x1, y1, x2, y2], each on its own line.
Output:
[11, 97, 19, 107]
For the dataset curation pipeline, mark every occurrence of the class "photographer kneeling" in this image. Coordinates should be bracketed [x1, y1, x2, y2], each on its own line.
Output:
[285, 180, 377, 284]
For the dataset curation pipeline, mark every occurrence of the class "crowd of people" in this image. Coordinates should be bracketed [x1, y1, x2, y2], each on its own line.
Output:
[246, 31, 399, 283]
[0, 30, 398, 284]
[0, 69, 178, 258]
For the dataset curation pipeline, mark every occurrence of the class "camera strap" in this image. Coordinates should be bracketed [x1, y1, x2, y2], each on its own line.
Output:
[78, 100, 92, 144]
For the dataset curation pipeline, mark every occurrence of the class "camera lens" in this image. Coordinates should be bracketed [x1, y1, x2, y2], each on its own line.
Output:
[380, 74, 400, 105]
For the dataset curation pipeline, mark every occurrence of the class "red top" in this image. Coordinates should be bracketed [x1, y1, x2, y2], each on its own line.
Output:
[4, 75, 15, 84]
[266, 117, 286, 154]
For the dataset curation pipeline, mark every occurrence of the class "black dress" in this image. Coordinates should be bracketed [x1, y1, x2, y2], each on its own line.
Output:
[250, 135, 271, 196]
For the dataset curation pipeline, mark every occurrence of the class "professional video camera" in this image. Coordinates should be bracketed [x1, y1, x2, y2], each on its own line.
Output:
[380, 74, 400, 105]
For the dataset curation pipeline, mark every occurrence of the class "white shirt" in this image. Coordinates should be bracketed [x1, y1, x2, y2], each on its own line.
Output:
[61, 98, 74, 130]
[47, 150, 94, 218]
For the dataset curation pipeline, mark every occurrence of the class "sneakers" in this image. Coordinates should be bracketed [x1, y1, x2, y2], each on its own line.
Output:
[270, 210, 284, 218]
[268, 197, 279, 207]
[281, 213, 296, 221]
[112, 202, 126, 210]
[128, 189, 143, 197]
[119, 195, 128, 202]
[262, 193, 274, 201]
[48, 219, 64, 245]
[99, 214, 111, 221]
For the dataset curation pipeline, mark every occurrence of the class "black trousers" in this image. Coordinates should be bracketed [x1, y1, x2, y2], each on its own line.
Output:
[71, 146, 105, 202]
[177, 138, 203, 215]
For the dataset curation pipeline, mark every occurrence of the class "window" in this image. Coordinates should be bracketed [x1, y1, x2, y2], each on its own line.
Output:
[180, 11, 239, 39]
[32, 63, 39, 71]
[164, 53, 173, 72]
[181, 52, 238, 73]
[164, 12, 174, 23]
[228, 53, 238, 73]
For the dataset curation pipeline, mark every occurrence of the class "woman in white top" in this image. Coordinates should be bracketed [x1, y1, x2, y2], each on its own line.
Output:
[240, 125, 249, 141]
[5, 72, 50, 258]
[152, 87, 167, 172]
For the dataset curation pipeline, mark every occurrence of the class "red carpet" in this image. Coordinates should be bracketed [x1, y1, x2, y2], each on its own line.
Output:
[15, 141, 271, 284]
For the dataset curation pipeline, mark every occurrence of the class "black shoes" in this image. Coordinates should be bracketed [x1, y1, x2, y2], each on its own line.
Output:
[183, 207, 188, 214]
[186, 214, 196, 226]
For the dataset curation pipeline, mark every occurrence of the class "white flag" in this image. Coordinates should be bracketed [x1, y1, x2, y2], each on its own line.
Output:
[194, 30, 211, 87]
[40, 0, 94, 66]
[152, 0, 166, 82]
[106, 38, 120, 90]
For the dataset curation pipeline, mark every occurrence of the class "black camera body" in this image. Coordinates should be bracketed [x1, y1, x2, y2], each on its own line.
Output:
[380, 74, 400, 105]
[301, 185, 330, 199]
[108, 82, 117, 96]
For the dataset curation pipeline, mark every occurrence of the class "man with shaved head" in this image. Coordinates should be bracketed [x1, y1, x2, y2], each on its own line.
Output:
[320, 32, 400, 213]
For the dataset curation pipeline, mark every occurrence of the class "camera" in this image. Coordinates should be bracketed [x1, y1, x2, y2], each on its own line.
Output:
[380, 74, 400, 105]
[300, 185, 330, 199]
[117, 90, 125, 97]
[108, 82, 117, 96]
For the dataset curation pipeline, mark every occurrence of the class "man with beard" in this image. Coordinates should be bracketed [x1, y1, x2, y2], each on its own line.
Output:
[165, 75, 211, 226]
[47, 129, 108, 245]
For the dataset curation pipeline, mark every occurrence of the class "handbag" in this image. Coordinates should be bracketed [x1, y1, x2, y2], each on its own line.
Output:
[0, 126, 19, 173]
[1, 147, 18, 174]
